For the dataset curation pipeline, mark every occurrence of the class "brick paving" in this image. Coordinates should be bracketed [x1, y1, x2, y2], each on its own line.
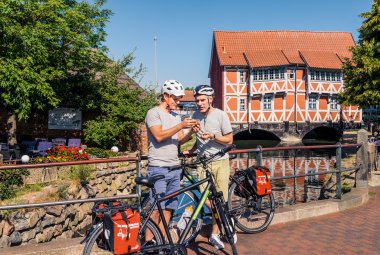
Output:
[1, 187, 378, 255]
[188, 187, 380, 255]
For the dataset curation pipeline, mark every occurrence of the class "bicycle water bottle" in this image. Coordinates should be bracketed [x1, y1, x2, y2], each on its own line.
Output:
[177, 205, 193, 230]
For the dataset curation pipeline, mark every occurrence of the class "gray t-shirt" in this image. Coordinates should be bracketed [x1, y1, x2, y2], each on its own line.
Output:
[192, 108, 233, 160]
[145, 106, 181, 167]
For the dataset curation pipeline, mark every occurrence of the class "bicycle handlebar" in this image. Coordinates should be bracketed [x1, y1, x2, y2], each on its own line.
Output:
[220, 144, 236, 154]
[183, 144, 236, 168]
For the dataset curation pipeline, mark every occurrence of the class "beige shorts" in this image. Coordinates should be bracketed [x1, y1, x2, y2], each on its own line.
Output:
[197, 158, 230, 200]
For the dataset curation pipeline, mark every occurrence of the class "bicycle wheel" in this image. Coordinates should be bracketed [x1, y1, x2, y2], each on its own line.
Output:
[140, 190, 203, 245]
[228, 175, 275, 234]
[82, 219, 163, 255]
[213, 199, 238, 255]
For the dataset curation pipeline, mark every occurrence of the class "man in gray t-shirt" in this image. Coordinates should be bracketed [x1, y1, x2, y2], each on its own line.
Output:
[185, 85, 233, 250]
[145, 80, 196, 242]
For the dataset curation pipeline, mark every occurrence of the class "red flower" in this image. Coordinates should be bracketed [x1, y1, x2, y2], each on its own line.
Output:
[45, 145, 89, 162]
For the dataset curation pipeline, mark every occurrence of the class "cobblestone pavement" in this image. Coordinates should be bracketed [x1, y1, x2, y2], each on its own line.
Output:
[188, 187, 380, 255]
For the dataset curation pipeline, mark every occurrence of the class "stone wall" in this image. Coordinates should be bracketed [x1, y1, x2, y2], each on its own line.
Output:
[0, 159, 147, 248]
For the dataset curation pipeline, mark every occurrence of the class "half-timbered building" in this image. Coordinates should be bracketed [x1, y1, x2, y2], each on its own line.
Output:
[209, 30, 361, 139]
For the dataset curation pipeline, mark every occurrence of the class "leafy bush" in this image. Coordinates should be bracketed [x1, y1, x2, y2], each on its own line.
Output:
[0, 168, 30, 200]
[86, 147, 118, 158]
[84, 120, 121, 150]
[83, 54, 158, 150]
[69, 166, 93, 186]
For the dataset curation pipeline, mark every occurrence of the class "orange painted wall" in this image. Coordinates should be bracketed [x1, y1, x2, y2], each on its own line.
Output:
[296, 69, 306, 90]
[226, 71, 237, 83]
[227, 97, 238, 110]
[286, 94, 295, 110]
[319, 97, 328, 109]
[274, 95, 283, 109]
[226, 85, 235, 93]
[251, 98, 261, 110]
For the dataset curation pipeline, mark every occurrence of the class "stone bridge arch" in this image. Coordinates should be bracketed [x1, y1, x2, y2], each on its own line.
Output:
[232, 122, 342, 142]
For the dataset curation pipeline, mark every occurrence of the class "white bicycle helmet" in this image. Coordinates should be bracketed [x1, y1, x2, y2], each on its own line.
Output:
[161, 80, 185, 96]
[193, 85, 214, 96]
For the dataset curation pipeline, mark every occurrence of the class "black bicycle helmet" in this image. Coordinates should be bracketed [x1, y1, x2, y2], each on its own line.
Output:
[193, 85, 214, 96]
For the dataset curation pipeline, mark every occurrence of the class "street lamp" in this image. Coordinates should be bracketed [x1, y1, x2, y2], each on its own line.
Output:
[154, 36, 158, 86]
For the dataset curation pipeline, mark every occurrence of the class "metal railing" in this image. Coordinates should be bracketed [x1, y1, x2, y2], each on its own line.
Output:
[0, 143, 363, 211]
[230, 142, 362, 200]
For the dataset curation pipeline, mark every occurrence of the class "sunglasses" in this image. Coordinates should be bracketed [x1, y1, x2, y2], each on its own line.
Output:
[171, 95, 183, 102]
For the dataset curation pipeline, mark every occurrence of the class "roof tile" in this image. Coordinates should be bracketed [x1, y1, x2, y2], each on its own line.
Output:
[300, 51, 343, 69]
[214, 31, 355, 69]
[245, 50, 290, 67]
[180, 90, 195, 102]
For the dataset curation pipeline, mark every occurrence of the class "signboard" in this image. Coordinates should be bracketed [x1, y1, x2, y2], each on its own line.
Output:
[48, 108, 82, 130]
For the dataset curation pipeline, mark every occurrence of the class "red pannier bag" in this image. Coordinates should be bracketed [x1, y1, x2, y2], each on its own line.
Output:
[93, 200, 141, 254]
[246, 166, 272, 196]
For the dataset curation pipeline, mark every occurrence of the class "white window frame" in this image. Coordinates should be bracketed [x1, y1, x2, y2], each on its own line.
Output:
[310, 69, 342, 82]
[239, 71, 245, 83]
[330, 96, 338, 110]
[239, 98, 246, 111]
[263, 94, 273, 110]
[309, 94, 318, 110]
[311, 70, 315, 80]
[288, 69, 295, 79]
[253, 68, 285, 81]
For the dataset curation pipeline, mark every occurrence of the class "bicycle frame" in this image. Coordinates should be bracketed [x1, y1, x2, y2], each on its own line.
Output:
[140, 175, 212, 246]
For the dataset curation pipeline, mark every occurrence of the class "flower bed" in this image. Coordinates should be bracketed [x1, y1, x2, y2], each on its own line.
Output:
[32, 145, 89, 163]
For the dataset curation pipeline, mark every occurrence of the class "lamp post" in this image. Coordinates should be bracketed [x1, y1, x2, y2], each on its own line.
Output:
[154, 36, 158, 86]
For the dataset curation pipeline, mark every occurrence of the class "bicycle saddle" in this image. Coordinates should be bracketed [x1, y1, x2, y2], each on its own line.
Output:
[135, 175, 165, 188]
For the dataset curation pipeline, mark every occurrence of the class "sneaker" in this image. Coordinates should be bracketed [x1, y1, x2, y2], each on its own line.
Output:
[143, 239, 157, 246]
[209, 234, 225, 250]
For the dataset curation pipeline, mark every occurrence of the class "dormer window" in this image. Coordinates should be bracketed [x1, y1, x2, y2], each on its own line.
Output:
[253, 68, 285, 81]
[310, 70, 342, 82]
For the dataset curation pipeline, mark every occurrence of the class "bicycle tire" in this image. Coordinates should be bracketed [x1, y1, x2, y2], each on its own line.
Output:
[228, 175, 275, 234]
[213, 199, 238, 255]
[140, 190, 203, 245]
[82, 219, 163, 255]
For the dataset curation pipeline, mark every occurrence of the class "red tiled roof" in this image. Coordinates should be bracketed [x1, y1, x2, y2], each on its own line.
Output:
[213, 30, 355, 69]
[300, 51, 343, 69]
[282, 50, 304, 64]
[180, 90, 195, 102]
[245, 50, 290, 68]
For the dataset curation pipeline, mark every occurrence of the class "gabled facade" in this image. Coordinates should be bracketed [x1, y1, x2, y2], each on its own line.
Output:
[209, 30, 361, 126]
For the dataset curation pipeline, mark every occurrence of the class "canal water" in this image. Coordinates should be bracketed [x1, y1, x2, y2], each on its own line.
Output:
[231, 136, 357, 207]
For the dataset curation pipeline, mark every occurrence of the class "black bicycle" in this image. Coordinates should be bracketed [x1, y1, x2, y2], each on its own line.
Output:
[140, 150, 276, 239]
[228, 167, 275, 233]
[82, 144, 238, 255]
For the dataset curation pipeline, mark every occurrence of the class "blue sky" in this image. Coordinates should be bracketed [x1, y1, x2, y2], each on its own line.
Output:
[101, 0, 373, 89]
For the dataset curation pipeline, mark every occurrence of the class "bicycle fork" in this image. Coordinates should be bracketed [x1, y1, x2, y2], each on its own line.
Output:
[211, 193, 238, 255]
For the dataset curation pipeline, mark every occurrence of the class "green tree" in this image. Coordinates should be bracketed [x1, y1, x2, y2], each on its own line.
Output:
[84, 53, 158, 150]
[0, 0, 111, 144]
[340, 0, 380, 107]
